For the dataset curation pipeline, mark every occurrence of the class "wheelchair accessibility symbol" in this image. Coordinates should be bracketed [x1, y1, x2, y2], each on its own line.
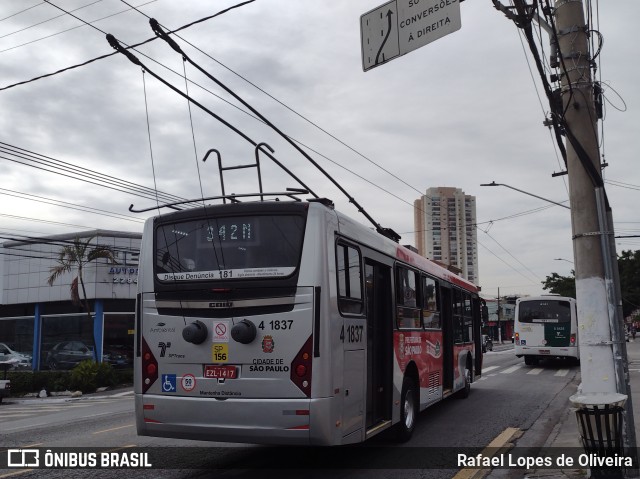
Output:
[162, 374, 177, 393]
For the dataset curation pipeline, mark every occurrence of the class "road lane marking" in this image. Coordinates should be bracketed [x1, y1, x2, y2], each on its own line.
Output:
[110, 391, 134, 397]
[554, 369, 569, 377]
[490, 349, 516, 355]
[527, 368, 543, 375]
[501, 365, 521, 374]
[482, 366, 500, 373]
[0, 469, 34, 478]
[93, 424, 135, 434]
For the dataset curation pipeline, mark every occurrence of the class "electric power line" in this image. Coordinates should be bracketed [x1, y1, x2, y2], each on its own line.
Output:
[0, 187, 144, 223]
[0, 2, 45, 23]
[1, 0, 104, 40]
[0, 142, 186, 204]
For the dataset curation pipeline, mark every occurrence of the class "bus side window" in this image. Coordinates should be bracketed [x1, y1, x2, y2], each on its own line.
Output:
[336, 243, 363, 315]
[452, 289, 464, 343]
[396, 266, 420, 329]
[422, 275, 441, 329]
[463, 294, 472, 342]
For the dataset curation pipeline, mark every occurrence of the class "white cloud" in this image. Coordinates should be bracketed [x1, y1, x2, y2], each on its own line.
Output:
[1, 0, 638, 297]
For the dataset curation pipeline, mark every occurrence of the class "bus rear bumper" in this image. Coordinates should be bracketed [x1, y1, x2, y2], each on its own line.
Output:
[135, 394, 334, 445]
[516, 346, 579, 360]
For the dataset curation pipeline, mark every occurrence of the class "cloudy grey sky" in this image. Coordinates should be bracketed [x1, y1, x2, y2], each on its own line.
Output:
[0, 0, 638, 299]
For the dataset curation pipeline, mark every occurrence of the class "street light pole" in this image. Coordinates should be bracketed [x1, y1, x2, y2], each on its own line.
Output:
[554, 258, 574, 264]
[480, 181, 570, 209]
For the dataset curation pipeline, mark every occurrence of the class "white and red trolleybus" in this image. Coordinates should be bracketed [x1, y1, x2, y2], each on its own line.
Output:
[135, 198, 484, 445]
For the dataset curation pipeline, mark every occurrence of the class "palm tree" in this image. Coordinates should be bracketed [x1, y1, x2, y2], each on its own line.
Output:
[47, 236, 117, 363]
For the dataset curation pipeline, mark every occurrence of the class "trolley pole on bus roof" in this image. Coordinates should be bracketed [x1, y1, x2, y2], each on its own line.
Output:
[550, 0, 637, 468]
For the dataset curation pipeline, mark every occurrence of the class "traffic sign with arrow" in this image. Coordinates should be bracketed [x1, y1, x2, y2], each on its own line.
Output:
[361, 0, 462, 71]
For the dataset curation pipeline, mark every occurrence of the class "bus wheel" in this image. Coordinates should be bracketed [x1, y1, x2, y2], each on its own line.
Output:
[395, 376, 418, 442]
[457, 364, 471, 399]
[524, 356, 538, 366]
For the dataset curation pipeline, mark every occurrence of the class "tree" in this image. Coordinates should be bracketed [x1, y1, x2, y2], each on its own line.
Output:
[542, 249, 640, 318]
[617, 250, 640, 318]
[541, 271, 576, 298]
[47, 236, 116, 363]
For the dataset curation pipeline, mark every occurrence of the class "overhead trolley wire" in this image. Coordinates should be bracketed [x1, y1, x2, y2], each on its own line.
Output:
[0, 0, 158, 53]
[477, 240, 542, 287]
[2, 1, 432, 235]
[3, 2, 419, 238]
[119, 0, 427, 199]
[3, 2, 519, 284]
[481, 230, 541, 283]
[0, 2, 45, 23]
[0, 212, 99, 231]
[6, 1, 574, 282]
[0, 187, 144, 223]
[1, 0, 104, 40]
[139, 18, 399, 241]
[0, 1, 254, 91]
[4, 0, 428, 206]
[0, 142, 185, 204]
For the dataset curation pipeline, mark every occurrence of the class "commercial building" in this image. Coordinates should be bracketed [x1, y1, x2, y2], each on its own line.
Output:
[484, 298, 516, 343]
[414, 187, 479, 284]
[0, 230, 141, 370]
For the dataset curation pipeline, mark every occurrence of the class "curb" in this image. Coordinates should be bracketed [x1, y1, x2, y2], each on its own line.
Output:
[453, 428, 523, 479]
[3, 386, 134, 404]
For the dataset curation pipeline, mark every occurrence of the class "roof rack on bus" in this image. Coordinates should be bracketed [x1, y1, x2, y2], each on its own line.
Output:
[204, 143, 320, 204]
[128, 189, 311, 214]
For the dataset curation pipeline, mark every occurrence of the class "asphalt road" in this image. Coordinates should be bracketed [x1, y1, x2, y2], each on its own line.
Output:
[0, 345, 580, 479]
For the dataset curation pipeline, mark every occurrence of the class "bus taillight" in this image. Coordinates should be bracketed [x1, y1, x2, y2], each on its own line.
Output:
[515, 332, 520, 344]
[290, 336, 313, 398]
[570, 333, 576, 345]
[141, 337, 158, 393]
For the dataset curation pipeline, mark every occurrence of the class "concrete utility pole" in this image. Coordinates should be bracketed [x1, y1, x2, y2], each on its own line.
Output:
[553, 0, 637, 462]
[557, 0, 612, 389]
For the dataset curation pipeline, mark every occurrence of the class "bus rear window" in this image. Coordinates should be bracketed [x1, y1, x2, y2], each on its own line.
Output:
[518, 300, 571, 323]
[155, 214, 305, 282]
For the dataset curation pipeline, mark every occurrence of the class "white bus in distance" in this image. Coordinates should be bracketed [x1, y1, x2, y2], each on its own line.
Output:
[514, 296, 579, 365]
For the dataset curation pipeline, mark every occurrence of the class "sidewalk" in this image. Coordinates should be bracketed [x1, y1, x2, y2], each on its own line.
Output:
[6, 384, 134, 405]
[520, 338, 639, 478]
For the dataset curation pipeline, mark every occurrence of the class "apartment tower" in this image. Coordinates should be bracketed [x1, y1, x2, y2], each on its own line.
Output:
[414, 187, 478, 285]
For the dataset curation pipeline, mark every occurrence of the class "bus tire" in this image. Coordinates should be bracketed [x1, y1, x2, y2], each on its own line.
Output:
[524, 356, 538, 366]
[395, 376, 418, 442]
[456, 363, 471, 399]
